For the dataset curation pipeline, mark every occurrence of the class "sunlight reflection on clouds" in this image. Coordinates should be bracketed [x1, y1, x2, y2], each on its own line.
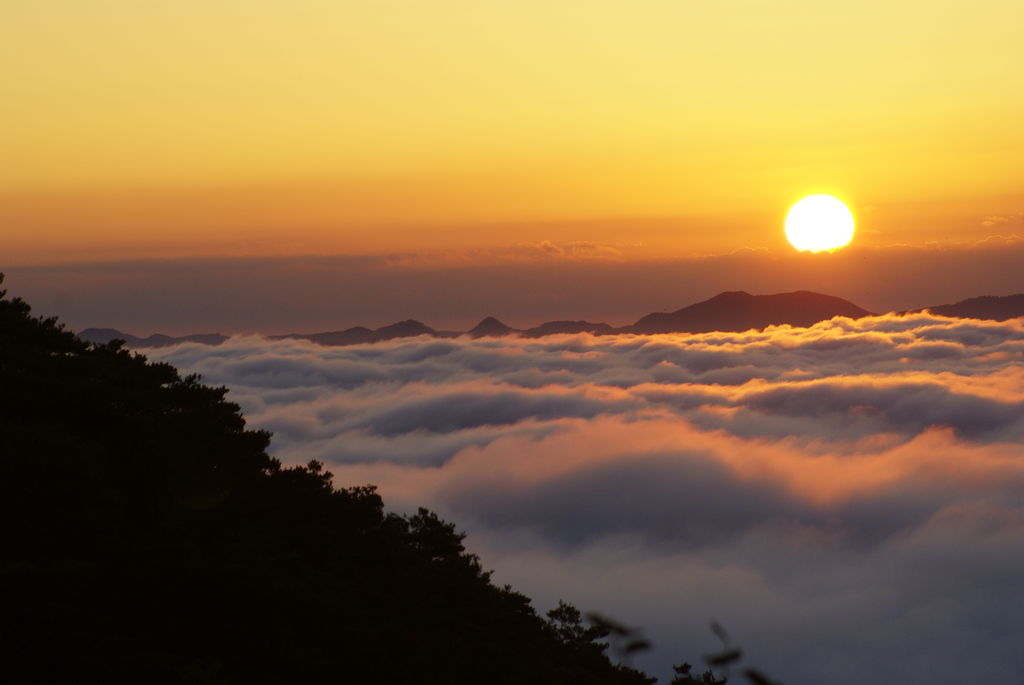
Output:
[149, 313, 1024, 685]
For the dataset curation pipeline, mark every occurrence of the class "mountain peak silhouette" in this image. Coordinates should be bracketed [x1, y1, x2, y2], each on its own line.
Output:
[907, 293, 1024, 320]
[469, 316, 513, 338]
[79, 290, 1024, 349]
[375, 319, 435, 340]
[629, 290, 873, 334]
[523, 320, 617, 337]
[707, 290, 753, 300]
[78, 327, 227, 347]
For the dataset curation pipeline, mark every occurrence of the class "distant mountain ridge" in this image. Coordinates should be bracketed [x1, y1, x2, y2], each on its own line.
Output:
[468, 316, 513, 338]
[78, 328, 229, 347]
[629, 290, 872, 334]
[904, 294, 1024, 320]
[273, 320, 456, 346]
[77, 290, 1024, 348]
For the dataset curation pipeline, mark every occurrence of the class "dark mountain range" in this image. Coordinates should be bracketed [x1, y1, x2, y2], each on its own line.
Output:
[280, 325, 377, 346]
[275, 319, 458, 346]
[524, 320, 619, 337]
[469, 316, 514, 338]
[904, 293, 1024, 320]
[77, 290, 1024, 349]
[629, 290, 873, 334]
[79, 327, 228, 347]
[375, 319, 439, 340]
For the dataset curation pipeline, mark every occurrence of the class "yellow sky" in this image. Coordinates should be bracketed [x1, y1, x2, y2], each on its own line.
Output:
[3, 0, 1022, 264]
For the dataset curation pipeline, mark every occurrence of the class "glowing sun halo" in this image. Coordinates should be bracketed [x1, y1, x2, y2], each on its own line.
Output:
[785, 194, 855, 252]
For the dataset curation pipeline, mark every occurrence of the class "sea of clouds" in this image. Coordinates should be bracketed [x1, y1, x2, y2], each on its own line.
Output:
[148, 313, 1024, 684]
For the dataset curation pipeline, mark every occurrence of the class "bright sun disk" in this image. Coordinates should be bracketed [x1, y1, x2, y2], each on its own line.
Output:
[785, 194, 855, 252]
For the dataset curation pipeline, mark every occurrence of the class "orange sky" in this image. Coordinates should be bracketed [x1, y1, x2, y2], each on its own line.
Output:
[3, 1, 1023, 265]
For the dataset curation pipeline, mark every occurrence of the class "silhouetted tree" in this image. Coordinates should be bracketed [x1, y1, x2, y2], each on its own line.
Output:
[0, 274, 663, 684]
[670, 662, 728, 684]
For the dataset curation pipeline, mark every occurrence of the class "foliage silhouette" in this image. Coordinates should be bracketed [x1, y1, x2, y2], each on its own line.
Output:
[670, 661, 728, 685]
[0, 274, 661, 683]
[668, 621, 783, 685]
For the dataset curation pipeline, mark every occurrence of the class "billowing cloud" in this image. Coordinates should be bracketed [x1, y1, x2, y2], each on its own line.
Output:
[147, 313, 1024, 684]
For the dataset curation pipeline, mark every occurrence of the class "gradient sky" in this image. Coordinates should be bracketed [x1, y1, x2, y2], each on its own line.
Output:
[4, 1, 1023, 265]
[7, 10, 1024, 682]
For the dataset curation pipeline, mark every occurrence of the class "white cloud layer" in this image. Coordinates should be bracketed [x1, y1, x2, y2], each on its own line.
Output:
[148, 313, 1024, 684]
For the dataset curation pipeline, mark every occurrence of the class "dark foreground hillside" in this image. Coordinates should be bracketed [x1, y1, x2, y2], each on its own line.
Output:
[0, 276, 660, 684]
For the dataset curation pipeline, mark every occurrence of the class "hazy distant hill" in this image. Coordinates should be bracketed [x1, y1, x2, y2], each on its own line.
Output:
[905, 293, 1024, 320]
[523, 320, 618, 337]
[468, 316, 513, 338]
[275, 319, 456, 346]
[278, 326, 377, 346]
[78, 327, 228, 347]
[629, 290, 873, 334]
[80, 290, 1024, 348]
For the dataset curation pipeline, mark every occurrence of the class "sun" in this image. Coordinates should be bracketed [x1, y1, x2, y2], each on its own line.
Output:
[785, 195, 855, 252]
